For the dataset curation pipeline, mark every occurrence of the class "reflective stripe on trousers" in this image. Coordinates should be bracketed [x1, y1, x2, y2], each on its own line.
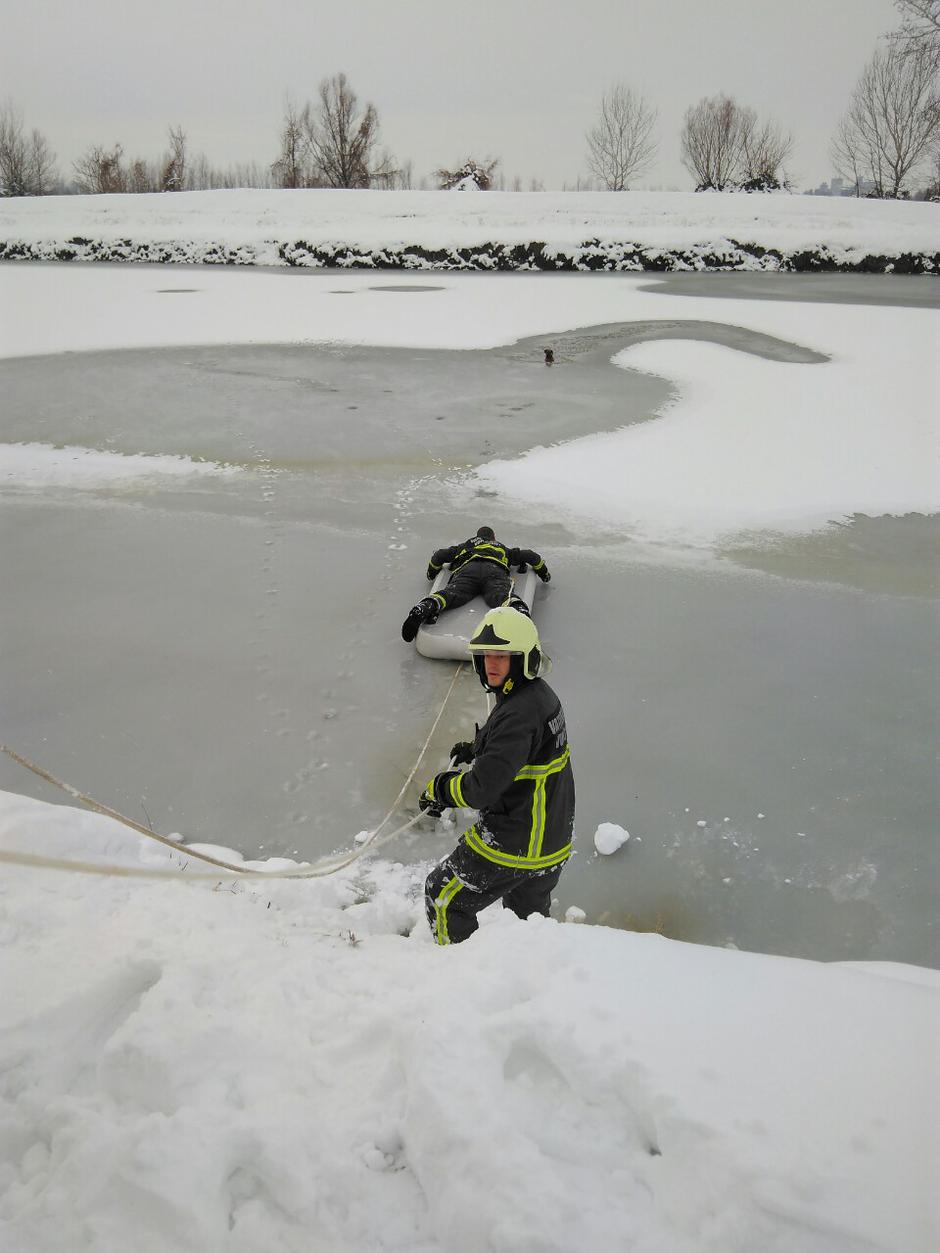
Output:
[432, 875, 465, 945]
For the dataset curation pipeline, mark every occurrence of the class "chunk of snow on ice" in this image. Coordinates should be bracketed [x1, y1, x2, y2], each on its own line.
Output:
[593, 822, 630, 855]
[565, 906, 587, 923]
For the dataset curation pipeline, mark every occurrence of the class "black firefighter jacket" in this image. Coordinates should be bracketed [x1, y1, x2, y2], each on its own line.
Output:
[427, 535, 548, 580]
[427, 678, 574, 871]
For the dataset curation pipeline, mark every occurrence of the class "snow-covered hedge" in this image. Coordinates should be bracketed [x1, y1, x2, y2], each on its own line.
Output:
[2, 233, 937, 273]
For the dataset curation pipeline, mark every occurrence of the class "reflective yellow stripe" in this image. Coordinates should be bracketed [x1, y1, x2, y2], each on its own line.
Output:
[474, 544, 509, 566]
[533, 559, 544, 570]
[433, 876, 464, 945]
[514, 746, 570, 780]
[527, 777, 547, 859]
[464, 825, 570, 870]
[450, 772, 467, 807]
[431, 592, 446, 607]
[514, 746, 571, 859]
[453, 544, 509, 572]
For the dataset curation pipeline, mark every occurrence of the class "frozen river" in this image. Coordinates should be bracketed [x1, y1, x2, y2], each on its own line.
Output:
[1, 270, 937, 966]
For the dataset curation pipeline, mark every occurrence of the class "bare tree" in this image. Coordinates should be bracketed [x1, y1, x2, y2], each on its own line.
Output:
[435, 157, 500, 190]
[160, 124, 187, 191]
[0, 101, 57, 196]
[73, 143, 128, 194]
[892, 0, 940, 64]
[682, 95, 793, 191]
[394, 158, 414, 190]
[739, 114, 793, 190]
[921, 138, 940, 195]
[680, 94, 749, 190]
[831, 114, 866, 196]
[210, 160, 274, 189]
[832, 42, 940, 197]
[128, 157, 156, 193]
[304, 72, 394, 188]
[26, 128, 58, 194]
[188, 152, 211, 191]
[368, 149, 398, 189]
[585, 84, 658, 190]
[272, 97, 310, 188]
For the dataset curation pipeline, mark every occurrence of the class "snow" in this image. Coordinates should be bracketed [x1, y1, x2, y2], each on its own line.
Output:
[593, 822, 631, 855]
[0, 442, 238, 489]
[1, 789, 937, 1253]
[1, 193, 939, 1250]
[2, 188, 938, 263]
[478, 306, 939, 545]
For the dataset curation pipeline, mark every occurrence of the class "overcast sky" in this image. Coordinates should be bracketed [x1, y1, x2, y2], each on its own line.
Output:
[3, 0, 901, 190]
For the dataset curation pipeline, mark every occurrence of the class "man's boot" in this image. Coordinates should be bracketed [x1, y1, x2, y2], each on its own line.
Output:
[401, 597, 440, 642]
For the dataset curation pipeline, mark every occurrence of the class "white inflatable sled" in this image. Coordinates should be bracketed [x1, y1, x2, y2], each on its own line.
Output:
[415, 568, 539, 661]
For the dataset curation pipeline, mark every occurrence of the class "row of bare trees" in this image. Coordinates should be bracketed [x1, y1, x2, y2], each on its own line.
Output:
[70, 127, 275, 195]
[582, 86, 792, 193]
[586, 1, 938, 197]
[3, 2, 938, 200]
[73, 126, 188, 195]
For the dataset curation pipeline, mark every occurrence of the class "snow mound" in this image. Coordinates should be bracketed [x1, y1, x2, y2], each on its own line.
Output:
[2, 788, 937, 1252]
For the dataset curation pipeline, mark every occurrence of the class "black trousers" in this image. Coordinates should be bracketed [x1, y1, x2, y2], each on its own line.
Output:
[425, 839, 567, 945]
[437, 560, 511, 611]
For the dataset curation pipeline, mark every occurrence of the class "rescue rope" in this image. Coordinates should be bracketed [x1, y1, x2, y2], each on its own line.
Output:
[0, 661, 466, 883]
[0, 816, 421, 881]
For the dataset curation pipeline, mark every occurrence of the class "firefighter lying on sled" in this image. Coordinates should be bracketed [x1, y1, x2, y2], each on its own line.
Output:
[401, 526, 551, 642]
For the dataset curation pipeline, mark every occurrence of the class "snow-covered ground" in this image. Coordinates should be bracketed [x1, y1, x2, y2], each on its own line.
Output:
[1, 196, 938, 1250]
[2, 790, 938, 1253]
[1, 187, 938, 268]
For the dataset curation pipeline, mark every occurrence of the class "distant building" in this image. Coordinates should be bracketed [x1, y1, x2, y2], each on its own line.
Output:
[805, 175, 877, 197]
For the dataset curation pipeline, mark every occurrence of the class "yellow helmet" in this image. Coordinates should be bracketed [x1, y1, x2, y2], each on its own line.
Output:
[468, 606, 551, 682]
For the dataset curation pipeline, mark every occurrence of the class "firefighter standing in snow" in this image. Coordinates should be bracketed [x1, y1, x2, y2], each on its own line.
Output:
[421, 606, 575, 945]
[401, 526, 551, 642]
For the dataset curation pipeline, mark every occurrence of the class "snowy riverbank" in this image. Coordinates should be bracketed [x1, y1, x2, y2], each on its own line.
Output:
[1, 187, 938, 272]
[2, 788, 938, 1253]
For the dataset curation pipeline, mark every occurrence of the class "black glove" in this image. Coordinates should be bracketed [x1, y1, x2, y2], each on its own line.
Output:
[516, 562, 529, 573]
[537, 566, 551, 583]
[426, 564, 439, 581]
[419, 793, 444, 818]
[449, 741, 474, 767]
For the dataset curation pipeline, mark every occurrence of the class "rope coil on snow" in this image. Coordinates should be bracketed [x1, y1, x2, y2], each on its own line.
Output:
[0, 661, 466, 883]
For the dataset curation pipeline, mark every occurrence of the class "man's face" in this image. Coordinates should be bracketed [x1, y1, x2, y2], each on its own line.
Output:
[483, 651, 512, 686]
